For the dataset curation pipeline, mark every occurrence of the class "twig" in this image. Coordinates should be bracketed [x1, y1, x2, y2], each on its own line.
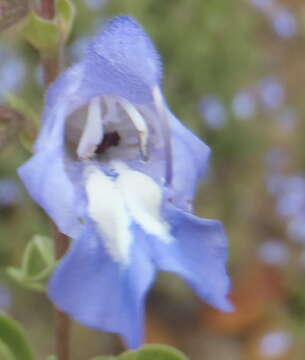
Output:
[40, 1, 71, 359]
[40, 0, 62, 86]
[53, 229, 71, 360]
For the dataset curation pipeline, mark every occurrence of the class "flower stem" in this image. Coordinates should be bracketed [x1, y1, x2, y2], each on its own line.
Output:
[53, 230, 71, 360]
[40, 0, 55, 19]
[39, 0, 63, 85]
[39, 1, 71, 359]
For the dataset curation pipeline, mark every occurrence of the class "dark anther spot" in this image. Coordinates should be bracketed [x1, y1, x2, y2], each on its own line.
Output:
[95, 131, 121, 154]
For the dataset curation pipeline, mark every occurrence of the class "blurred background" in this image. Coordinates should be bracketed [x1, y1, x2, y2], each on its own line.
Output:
[1, 0, 305, 359]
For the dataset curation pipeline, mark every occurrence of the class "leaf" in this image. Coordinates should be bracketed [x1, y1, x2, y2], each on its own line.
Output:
[22, 11, 60, 52]
[5, 93, 39, 126]
[22, 235, 55, 277]
[119, 345, 188, 360]
[21, 0, 75, 51]
[0, 339, 15, 360]
[91, 357, 117, 360]
[0, 105, 24, 152]
[56, 0, 75, 40]
[0, 313, 35, 360]
[0, 0, 29, 32]
[46, 356, 57, 360]
[6, 268, 45, 292]
[7, 235, 55, 292]
[5, 91, 39, 152]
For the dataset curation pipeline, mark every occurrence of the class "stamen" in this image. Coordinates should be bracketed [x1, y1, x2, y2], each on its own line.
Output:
[152, 86, 172, 186]
[117, 98, 149, 160]
[77, 97, 104, 160]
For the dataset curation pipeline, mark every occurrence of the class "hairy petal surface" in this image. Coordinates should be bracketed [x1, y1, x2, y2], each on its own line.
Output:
[83, 16, 162, 104]
[48, 225, 155, 348]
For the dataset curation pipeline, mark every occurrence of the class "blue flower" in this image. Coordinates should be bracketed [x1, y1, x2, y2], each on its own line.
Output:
[19, 16, 232, 348]
[199, 95, 227, 130]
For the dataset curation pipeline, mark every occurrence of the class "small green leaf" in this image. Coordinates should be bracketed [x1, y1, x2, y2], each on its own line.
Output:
[0, 339, 15, 360]
[57, 0, 75, 40]
[5, 93, 39, 126]
[5, 91, 39, 152]
[6, 268, 45, 292]
[7, 235, 55, 292]
[22, 11, 60, 52]
[23, 235, 54, 277]
[0, 313, 35, 360]
[91, 357, 117, 360]
[119, 345, 188, 360]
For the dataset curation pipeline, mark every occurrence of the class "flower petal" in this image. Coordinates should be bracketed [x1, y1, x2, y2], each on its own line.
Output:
[83, 16, 162, 104]
[48, 225, 155, 348]
[18, 103, 81, 238]
[170, 113, 211, 211]
[151, 205, 232, 311]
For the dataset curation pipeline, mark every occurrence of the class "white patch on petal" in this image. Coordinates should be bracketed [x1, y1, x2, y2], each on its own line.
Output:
[77, 97, 103, 160]
[85, 166, 132, 264]
[85, 162, 173, 264]
[114, 162, 174, 243]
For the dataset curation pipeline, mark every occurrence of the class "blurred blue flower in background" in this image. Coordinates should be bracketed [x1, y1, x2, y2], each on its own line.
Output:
[258, 239, 289, 266]
[19, 16, 232, 348]
[0, 285, 12, 311]
[249, 0, 298, 39]
[259, 330, 293, 358]
[270, 8, 297, 39]
[276, 179, 305, 219]
[0, 178, 22, 208]
[0, 46, 25, 103]
[287, 215, 305, 244]
[199, 95, 227, 129]
[249, 0, 274, 13]
[258, 76, 284, 111]
[232, 90, 256, 120]
[85, 0, 108, 10]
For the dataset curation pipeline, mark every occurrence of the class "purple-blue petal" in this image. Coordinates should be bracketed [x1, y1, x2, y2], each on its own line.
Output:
[170, 114, 210, 211]
[83, 16, 162, 103]
[18, 148, 81, 238]
[18, 102, 81, 238]
[151, 206, 232, 312]
[48, 225, 155, 348]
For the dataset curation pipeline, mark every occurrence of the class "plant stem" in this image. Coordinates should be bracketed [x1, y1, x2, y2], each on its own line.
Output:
[40, 0, 55, 19]
[40, 1, 71, 359]
[53, 229, 71, 360]
[40, 0, 63, 85]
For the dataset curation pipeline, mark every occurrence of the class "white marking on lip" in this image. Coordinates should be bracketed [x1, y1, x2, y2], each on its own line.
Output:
[85, 166, 132, 264]
[114, 162, 174, 243]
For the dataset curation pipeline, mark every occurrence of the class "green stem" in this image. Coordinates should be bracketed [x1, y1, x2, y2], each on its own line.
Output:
[39, 1, 71, 359]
